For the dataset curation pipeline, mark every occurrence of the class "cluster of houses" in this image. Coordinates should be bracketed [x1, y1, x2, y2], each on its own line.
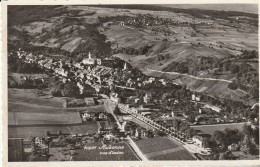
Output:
[65, 97, 96, 108]
[15, 49, 173, 97]
[80, 111, 109, 122]
[117, 13, 214, 29]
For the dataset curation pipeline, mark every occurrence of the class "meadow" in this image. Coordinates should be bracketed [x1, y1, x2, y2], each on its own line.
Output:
[150, 150, 195, 160]
[135, 137, 179, 154]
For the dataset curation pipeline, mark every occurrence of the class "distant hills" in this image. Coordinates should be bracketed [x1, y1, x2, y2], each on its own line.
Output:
[158, 4, 258, 14]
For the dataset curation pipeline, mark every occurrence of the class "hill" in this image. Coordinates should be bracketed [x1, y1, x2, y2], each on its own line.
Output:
[7, 5, 259, 105]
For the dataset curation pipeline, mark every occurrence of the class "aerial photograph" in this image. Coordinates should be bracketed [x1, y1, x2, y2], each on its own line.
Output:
[7, 4, 259, 161]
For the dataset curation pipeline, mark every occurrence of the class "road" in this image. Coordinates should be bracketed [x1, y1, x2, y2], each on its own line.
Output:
[190, 122, 247, 128]
[127, 136, 148, 161]
[146, 68, 232, 83]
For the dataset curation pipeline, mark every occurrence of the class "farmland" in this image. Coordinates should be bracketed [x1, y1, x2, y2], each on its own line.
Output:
[73, 141, 140, 161]
[135, 137, 179, 154]
[135, 136, 195, 160]
[8, 112, 82, 125]
[8, 88, 105, 138]
[150, 150, 195, 160]
[8, 123, 98, 138]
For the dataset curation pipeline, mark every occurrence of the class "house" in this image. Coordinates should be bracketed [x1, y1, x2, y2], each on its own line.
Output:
[127, 96, 138, 104]
[135, 128, 149, 138]
[204, 104, 221, 113]
[148, 77, 155, 83]
[195, 96, 201, 102]
[84, 98, 95, 106]
[228, 143, 239, 151]
[81, 111, 96, 121]
[97, 121, 113, 134]
[119, 21, 125, 26]
[192, 94, 196, 101]
[35, 137, 48, 149]
[35, 137, 43, 145]
[192, 133, 211, 148]
[143, 92, 153, 104]
[23, 138, 33, 153]
[97, 59, 102, 65]
[99, 113, 108, 120]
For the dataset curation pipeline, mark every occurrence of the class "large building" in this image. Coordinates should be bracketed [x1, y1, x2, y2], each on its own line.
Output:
[83, 52, 95, 65]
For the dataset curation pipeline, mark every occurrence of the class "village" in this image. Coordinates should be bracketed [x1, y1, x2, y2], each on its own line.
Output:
[8, 47, 259, 161]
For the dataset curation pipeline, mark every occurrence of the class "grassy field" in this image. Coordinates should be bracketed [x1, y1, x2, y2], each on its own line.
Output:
[73, 141, 139, 161]
[8, 112, 82, 125]
[8, 122, 98, 138]
[8, 89, 65, 109]
[8, 88, 107, 138]
[192, 123, 245, 135]
[135, 137, 179, 154]
[150, 150, 195, 160]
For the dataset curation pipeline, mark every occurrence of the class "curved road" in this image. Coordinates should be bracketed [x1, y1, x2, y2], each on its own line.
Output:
[146, 68, 232, 83]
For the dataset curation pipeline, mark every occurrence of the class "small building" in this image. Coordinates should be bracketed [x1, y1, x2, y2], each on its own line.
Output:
[127, 96, 139, 104]
[192, 133, 211, 148]
[99, 113, 108, 120]
[228, 143, 239, 151]
[204, 104, 221, 113]
[192, 94, 196, 101]
[84, 98, 95, 106]
[96, 59, 102, 65]
[135, 128, 149, 138]
[143, 92, 153, 104]
[97, 121, 113, 134]
[195, 96, 201, 102]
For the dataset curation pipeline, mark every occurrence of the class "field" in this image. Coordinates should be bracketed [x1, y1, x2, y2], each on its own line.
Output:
[73, 141, 140, 161]
[150, 150, 195, 160]
[8, 88, 107, 138]
[8, 112, 82, 125]
[135, 137, 179, 154]
[191, 123, 245, 135]
[8, 122, 98, 138]
[8, 89, 65, 110]
[135, 136, 195, 160]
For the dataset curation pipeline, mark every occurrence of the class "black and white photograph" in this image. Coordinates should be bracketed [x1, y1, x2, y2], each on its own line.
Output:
[3, 2, 259, 164]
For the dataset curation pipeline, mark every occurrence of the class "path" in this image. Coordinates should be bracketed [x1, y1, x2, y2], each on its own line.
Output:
[127, 136, 148, 161]
[190, 122, 247, 128]
[146, 68, 232, 83]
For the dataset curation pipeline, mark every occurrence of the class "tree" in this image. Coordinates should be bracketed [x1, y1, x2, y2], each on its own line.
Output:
[57, 129, 62, 136]
[240, 135, 254, 154]
[45, 130, 51, 137]
[213, 130, 226, 147]
[230, 64, 240, 73]
[242, 124, 252, 137]
[63, 82, 80, 97]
